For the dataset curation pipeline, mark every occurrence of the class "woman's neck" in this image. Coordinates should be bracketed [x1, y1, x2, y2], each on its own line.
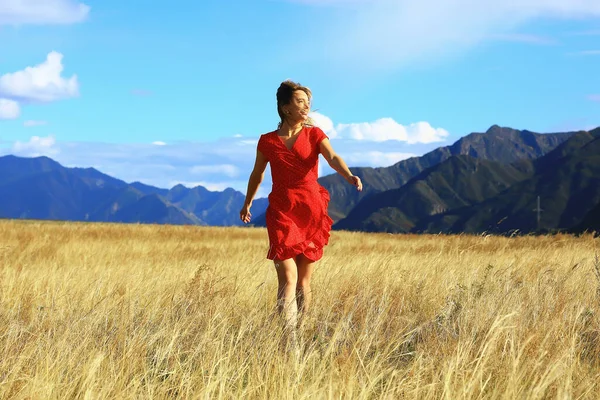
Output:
[279, 121, 304, 137]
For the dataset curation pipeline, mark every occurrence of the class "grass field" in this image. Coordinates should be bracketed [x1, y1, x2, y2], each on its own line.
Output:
[1, 219, 600, 399]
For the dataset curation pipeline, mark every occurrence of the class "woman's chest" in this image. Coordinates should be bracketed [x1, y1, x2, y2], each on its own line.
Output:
[271, 130, 316, 161]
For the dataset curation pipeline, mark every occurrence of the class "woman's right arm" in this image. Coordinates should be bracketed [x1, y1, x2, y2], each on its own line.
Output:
[319, 138, 363, 192]
[240, 149, 268, 223]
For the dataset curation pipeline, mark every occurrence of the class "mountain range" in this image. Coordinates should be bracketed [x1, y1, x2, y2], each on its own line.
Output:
[334, 127, 600, 234]
[1, 124, 599, 234]
[0, 155, 268, 226]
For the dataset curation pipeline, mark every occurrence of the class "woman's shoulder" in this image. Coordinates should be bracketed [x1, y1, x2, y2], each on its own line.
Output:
[263, 128, 279, 136]
[257, 130, 277, 154]
[305, 124, 328, 143]
[259, 130, 276, 141]
[305, 124, 326, 136]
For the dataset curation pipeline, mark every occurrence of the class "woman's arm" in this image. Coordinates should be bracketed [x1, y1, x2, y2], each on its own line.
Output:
[240, 149, 268, 223]
[319, 138, 363, 191]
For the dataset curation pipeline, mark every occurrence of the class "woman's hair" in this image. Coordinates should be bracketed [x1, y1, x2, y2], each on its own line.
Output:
[276, 80, 314, 128]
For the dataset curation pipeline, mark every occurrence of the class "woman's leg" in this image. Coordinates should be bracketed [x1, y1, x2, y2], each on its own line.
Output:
[274, 258, 299, 330]
[295, 253, 316, 327]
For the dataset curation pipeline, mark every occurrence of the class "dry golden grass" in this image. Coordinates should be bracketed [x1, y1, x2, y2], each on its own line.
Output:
[1, 219, 600, 399]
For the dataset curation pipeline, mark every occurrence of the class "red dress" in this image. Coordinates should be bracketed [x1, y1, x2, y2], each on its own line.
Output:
[257, 125, 334, 262]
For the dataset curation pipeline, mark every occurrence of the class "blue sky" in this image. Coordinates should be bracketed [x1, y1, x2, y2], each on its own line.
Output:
[0, 0, 599, 196]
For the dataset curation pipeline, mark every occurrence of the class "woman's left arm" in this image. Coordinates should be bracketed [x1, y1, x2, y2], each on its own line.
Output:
[319, 138, 363, 191]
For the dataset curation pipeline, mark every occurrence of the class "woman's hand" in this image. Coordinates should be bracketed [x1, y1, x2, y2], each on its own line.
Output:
[346, 175, 363, 191]
[240, 203, 252, 223]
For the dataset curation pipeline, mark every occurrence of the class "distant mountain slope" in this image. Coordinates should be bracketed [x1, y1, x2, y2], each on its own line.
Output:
[130, 181, 170, 197]
[415, 128, 600, 234]
[0, 155, 64, 186]
[0, 155, 267, 226]
[0, 168, 91, 220]
[334, 155, 534, 233]
[69, 166, 129, 190]
[164, 185, 269, 226]
[106, 193, 204, 225]
[573, 202, 600, 233]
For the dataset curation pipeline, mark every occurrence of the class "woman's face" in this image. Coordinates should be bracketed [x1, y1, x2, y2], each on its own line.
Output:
[284, 90, 310, 124]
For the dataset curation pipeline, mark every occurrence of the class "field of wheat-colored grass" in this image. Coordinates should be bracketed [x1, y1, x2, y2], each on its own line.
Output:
[1, 219, 600, 399]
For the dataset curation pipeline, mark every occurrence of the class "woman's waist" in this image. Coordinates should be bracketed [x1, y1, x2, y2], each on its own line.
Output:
[271, 180, 318, 190]
[273, 179, 319, 189]
[268, 181, 329, 199]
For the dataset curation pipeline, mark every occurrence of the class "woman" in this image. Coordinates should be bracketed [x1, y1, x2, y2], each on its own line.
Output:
[240, 80, 362, 331]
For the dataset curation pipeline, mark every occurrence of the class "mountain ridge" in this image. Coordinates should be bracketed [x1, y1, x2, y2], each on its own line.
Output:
[336, 127, 600, 234]
[0, 155, 268, 226]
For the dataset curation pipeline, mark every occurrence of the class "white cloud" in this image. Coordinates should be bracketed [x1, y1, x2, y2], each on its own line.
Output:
[190, 164, 239, 178]
[0, 51, 79, 103]
[0, 98, 20, 119]
[309, 111, 336, 137]
[337, 118, 408, 142]
[152, 141, 167, 146]
[405, 122, 451, 143]
[24, 120, 48, 127]
[286, 0, 600, 70]
[334, 118, 449, 144]
[311, 112, 448, 144]
[12, 135, 59, 157]
[0, 0, 89, 25]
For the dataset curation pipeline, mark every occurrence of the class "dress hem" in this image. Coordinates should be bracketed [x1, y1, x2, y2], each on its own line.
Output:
[266, 212, 334, 262]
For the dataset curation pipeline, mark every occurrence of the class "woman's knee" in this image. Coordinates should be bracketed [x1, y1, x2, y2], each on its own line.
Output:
[297, 278, 311, 291]
[275, 259, 298, 285]
[281, 273, 298, 287]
